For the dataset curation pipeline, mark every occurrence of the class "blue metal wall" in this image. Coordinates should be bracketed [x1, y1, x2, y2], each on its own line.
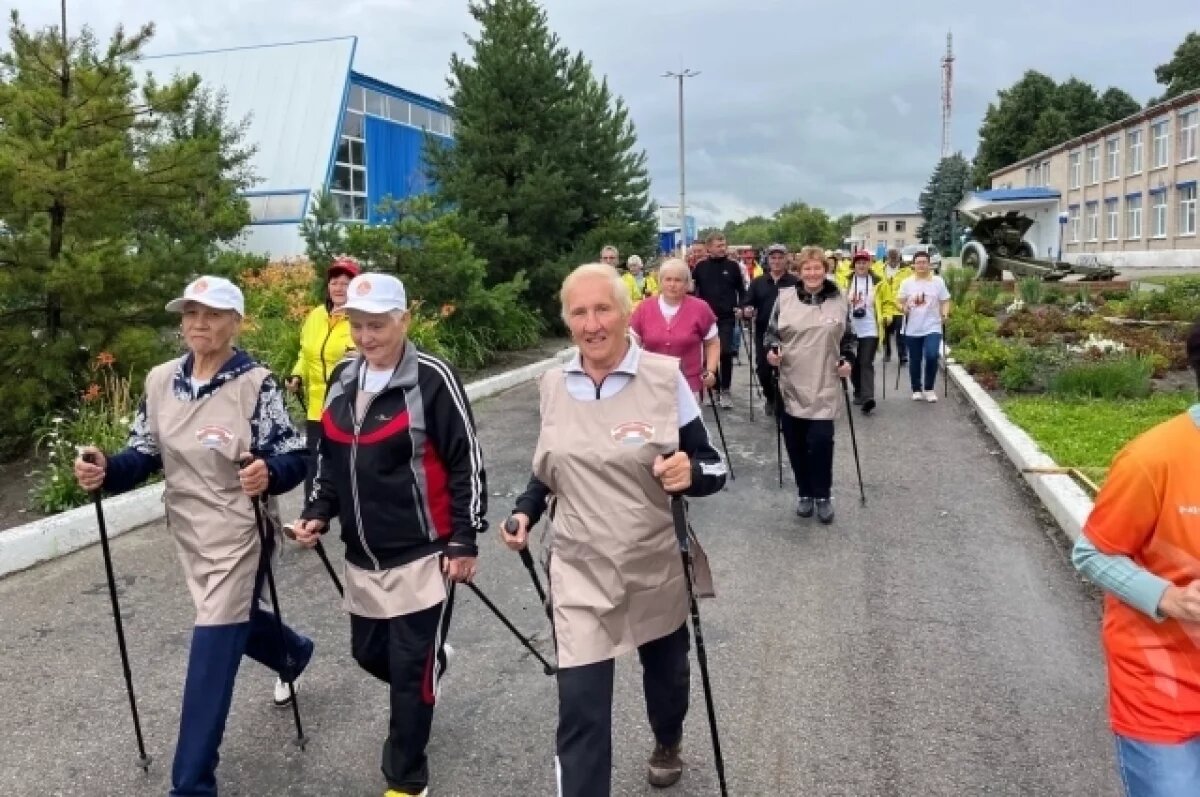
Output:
[364, 117, 431, 223]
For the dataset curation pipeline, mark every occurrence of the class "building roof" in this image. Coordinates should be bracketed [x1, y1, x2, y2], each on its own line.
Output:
[956, 187, 1061, 217]
[870, 198, 921, 216]
[989, 87, 1200, 178]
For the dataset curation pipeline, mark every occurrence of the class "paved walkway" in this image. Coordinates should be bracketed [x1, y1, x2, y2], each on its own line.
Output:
[0, 358, 1120, 796]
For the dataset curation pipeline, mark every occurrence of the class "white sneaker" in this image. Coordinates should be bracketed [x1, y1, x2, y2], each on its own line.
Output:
[719, 392, 733, 410]
[911, 392, 923, 401]
[924, 391, 938, 403]
[273, 676, 299, 707]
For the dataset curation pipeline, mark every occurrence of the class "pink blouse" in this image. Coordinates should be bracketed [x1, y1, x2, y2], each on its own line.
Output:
[630, 296, 716, 393]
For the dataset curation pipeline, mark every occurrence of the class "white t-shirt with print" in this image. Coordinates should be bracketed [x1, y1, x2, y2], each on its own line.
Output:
[846, 274, 877, 338]
[897, 275, 951, 337]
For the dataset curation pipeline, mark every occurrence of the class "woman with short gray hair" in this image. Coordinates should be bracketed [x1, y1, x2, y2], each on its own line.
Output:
[631, 257, 719, 400]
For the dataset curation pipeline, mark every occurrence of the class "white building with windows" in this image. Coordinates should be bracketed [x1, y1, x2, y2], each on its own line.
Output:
[990, 88, 1199, 268]
[139, 37, 454, 258]
[847, 199, 922, 258]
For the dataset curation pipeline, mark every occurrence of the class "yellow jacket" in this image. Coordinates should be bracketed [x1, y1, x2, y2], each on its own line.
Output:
[622, 272, 658, 305]
[836, 270, 897, 338]
[879, 265, 914, 314]
[290, 304, 355, 421]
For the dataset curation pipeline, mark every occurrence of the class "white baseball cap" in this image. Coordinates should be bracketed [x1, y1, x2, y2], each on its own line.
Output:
[342, 273, 408, 314]
[165, 276, 245, 316]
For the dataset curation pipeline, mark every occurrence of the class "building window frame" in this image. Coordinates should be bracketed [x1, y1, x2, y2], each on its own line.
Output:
[895, 220, 906, 233]
[1105, 199, 1120, 241]
[1151, 117, 1170, 169]
[1151, 189, 1169, 238]
[1179, 182, 1198, 236]
[1126, 194, 1142, 240]
[1179, 108, 1199, 163]
[1068, 205, 1080, 243]
[1085, 201, 1100, 242]
[1105, 137, 1121, 180]
[877, 220, 888, 233]
[330, 107, 368, 222]
[1068, 151, 1082, 189]
[1127, 128, 1143, 175]
[1086, 144, 1100, 185]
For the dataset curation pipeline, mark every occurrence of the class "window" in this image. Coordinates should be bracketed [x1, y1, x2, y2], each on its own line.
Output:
[1152, 119, 1170, 168]
[1069, 151, 1082, 188]
[877, 220, 888, 233]
[1126, 195, 1142, 239]
[364, 89, 386, 118]
[387, 98, 411, 125]
[1025, 167, 1034, 187]
[245, 192, 307, 224]
[1152, 191, 1168, 237]
[1086, 145, 1100, 184]
[331, 106, 368, 221]
[1106, 138, 1120, 179]
[1127, 129, 1143, 175]
[895, 220, 906, 233]
[1069, 206, 1080, 242]
[1041, 161, 1051, 185]
[1106, 200, 1119, 240]
[1085, 202, 1099, 241]
[347, 85, 365, 112]
[894, 239, 905, 248]
[1180, 110, 1198, 162]
[1180, 183, 1198, 235]
[410, 104, 432, 130]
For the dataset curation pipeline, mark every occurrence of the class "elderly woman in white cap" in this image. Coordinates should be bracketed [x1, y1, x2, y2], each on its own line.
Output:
[505, 262, 726, 795]
[73, 276, 311, 797]
[290, 273, 486, 797]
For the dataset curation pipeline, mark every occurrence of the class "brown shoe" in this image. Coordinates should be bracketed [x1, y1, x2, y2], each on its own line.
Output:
[647, 742, 683, 787]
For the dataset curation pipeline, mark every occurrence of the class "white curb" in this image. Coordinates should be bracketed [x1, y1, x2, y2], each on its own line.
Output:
[0, 347, 575, 579]
[947, 361, 1093, 541]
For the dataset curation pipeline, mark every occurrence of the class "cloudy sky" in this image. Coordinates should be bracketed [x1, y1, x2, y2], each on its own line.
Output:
[12, 0, 1197, 225]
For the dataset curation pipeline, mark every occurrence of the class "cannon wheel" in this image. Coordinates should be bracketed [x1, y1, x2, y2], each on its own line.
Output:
[1015, 242, 1035, 259]
[962, 241, 998, 280]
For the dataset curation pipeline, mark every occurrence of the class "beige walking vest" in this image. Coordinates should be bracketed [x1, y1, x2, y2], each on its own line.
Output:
[532, 351, 689, 669]
[146, 359, 279, 626]
[776, 289, 849, 421]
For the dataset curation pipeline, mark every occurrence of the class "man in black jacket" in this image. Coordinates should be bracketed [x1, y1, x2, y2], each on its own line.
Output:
[691, 232, 745, 408]
[742, 243, 798, 415]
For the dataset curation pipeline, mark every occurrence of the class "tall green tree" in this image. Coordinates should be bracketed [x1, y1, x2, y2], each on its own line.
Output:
[426, 0, 654, 321]
[1155, 32, 1200, 101]
[918, 154, 973, 253]
[0, 8, 252, 454]
[1023, 108, 1072, 158]
[1099, 87, 1141, 123]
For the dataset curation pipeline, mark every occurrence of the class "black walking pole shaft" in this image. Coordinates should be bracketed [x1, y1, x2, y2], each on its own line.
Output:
[465, 581, 556, 675]
[82, 453, 152, 772]
[313, 540, 343, 597]
[503, 518, 548, 608]
[705, 389, 734, 481]
[251, 494, 307, 749]
[840, 379, 867, 506]
[669, 497, 729, 796]
[773, 362, 783, 488]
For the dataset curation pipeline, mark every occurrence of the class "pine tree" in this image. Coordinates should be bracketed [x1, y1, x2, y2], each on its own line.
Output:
[918, 154, 973, 252]
[0, 7, 253, 453]
[426, 0, 654, 321]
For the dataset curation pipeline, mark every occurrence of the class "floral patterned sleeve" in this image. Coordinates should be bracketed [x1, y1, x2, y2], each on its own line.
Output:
[125, 396, 160, 457]
[251, 375, 309, 495]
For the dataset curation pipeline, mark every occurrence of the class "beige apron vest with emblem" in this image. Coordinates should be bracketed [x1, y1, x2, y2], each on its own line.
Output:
[532, 351, 689, 669]
[146, 359, 277, 626]
[776, 289, 848, 421]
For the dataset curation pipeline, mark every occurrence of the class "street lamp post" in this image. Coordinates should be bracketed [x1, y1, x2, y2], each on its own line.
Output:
[664, 69, 698, 254]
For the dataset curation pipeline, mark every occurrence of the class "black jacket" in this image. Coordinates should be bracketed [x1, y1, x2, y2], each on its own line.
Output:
[302, 344, 488, 569]
[692, 256, 745, 320]
[743, 272, 799, 343]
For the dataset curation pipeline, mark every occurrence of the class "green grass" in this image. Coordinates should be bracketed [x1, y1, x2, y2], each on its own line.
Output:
[1002, 392, 1194, 483]
[1137, 274, 1200, 286]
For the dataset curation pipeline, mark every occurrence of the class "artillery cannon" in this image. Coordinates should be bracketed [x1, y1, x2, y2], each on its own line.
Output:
[959, 209, 1117, 282]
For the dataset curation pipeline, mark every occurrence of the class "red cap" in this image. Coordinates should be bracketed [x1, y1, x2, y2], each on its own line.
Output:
[327, 256, 360, 280]
[852, 250, 872, 263]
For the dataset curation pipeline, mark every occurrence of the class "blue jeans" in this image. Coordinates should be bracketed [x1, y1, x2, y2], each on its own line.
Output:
[1115, 734, 1200, 797]
[906, 333, 942, 392]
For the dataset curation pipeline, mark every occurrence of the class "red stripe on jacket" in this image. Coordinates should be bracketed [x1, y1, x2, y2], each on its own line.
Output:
[322, 410, 411, 445]
[422, 444, 452, 538]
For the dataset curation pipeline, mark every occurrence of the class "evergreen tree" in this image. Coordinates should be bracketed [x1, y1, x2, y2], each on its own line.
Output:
[919, 154, 973, 252]
[426, 0, 654, 321]
[0, 8, 253, 454]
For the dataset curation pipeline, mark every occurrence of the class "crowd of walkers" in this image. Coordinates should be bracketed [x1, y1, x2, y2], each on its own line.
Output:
[67, 232, 1200, 797]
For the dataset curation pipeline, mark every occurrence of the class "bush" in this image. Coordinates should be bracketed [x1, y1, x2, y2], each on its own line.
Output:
[1017, 276, 1046, 306]
[238, 261, 315, 382]
[977, 281, 1002, 304]
[946, 307, 999, 345]
[1049, 355, 1153, 399]
[956, 336, 1017, 375]
[31, 353, 145, 513]
[942, 266, 974, 305]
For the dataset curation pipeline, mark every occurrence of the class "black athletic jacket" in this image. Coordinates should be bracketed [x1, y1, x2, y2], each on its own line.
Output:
[692, 256, 745, 320]
[743, 271, 799, 345]
[302, 343, 487, 568]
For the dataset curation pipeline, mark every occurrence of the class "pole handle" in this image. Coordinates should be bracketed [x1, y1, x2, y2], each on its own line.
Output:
[503, 516, 520, 536]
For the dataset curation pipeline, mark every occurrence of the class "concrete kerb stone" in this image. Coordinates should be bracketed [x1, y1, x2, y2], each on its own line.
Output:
[0, 346, 576, 579]
[946, 361, 1093, 541]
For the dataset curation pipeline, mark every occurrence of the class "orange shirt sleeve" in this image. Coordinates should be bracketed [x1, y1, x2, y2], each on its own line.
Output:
[1084, 445, 1162, 557]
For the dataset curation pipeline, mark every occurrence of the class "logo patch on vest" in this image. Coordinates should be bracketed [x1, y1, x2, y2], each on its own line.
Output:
[611, 421, 654, 446]
[195, 425, 235, 450]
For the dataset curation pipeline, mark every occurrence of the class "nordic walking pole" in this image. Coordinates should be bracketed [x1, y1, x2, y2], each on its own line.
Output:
[942, 325, 950, 400]
[81, 452, 152, 773]
[670, 496, 729, 797]
[503, 517, 549, 612]
[464, 581, 556, 675]
[246, 462, 307, 750]
[839, 379, 867, 506]
[773, 367, 784, 489]
[705, 388, 734, 481]
[284, 523, 344, 598]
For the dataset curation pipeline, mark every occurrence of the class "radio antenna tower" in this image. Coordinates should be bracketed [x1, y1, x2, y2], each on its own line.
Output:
[940, 31, 954, 159]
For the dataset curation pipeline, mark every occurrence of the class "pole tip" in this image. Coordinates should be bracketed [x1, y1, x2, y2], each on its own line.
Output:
[137, 754, 153, 773]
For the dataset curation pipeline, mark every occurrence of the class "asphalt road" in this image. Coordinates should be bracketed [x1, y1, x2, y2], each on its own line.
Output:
[0, 356, 1120, 796]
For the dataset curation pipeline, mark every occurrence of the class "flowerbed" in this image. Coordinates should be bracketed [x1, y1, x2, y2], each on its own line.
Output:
[945, 269, 1199, 487]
